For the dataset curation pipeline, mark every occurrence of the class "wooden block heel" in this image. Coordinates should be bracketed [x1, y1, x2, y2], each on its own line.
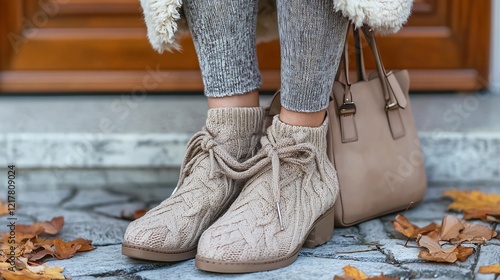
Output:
[303, 207, 335, 248]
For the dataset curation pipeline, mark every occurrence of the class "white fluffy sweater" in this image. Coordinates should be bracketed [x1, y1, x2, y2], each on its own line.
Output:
[140, 0, 413, 53]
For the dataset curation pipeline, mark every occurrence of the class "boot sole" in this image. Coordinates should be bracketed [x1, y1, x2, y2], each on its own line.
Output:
[122, 243, 196, 262]
[195, 206, 335, 273]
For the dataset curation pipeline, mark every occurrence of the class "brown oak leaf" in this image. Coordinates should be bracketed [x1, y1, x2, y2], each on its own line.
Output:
[418, 232, 476, 263]
[391, 214, 438, 239]
[439, 215, 464, 241]
[120, 208, 148, 221]
[52, 237, 95, 260]
[457, 222, 498, 244]
[39, 216, 64, 235]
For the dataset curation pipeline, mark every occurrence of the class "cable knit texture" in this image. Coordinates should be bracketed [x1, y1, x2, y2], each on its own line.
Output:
[139, 0, 412, 53]
[196, 115, 339, 262]
[123, 107, 263, 253]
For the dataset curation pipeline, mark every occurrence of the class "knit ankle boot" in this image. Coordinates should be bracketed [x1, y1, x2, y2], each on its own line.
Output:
[195, 115, 339, 273]
[122, 107, 264, 262]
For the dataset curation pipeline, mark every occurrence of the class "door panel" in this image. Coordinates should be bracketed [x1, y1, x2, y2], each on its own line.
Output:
[0, 0, 491, 92]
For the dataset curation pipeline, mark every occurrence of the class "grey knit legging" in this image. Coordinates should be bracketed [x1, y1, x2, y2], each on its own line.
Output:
[183, 0, 349, 112]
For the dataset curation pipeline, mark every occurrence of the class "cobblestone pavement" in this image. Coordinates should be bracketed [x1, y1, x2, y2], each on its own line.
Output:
[5, 183, 499, 280]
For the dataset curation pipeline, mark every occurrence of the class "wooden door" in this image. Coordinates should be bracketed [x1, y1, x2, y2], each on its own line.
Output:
[0, 0, 491, 92]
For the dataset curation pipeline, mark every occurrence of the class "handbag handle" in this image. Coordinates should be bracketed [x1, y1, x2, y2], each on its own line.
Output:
[340, 25, 399, 111]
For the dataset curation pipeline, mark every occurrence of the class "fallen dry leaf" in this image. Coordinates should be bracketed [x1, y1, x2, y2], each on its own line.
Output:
[120, 208, 148, 221]
[391, 214, 438, 239]
[0, 216, 95, 277]
[29, 249, 55, 262]
[464, 207, 500, 223]
[457, 222, 498, 244]
[0, 262, 64, 280]
[439, 215, 464, 241]
[418, 245, 474, 263]
[333, 265, 399, 280]
[53, 237, 80, 259]
[133, 209, 148, 220]
[479, 264, 500, 275]
[0, 200, 9, 216]
[28, 237, 95, 261]
[417, 235, 443, 254]
[455, 246, 475, 262]
[341, 265, 368, 279]
[438, 215, 496, 244]
[417, 235, 475, 263]
[40, 216, 64, 235]
[53, 237, 94, 260]
[0, 217, 65, 243]
[443, 190, 500, 222]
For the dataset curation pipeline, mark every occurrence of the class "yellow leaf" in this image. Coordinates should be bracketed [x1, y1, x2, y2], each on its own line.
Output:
[343, 265, 368, 280]
[0, 261, 65, 280]
[42, 266, 65, 279]
[479, 264, 500, 274]
[334, 265, 399, 280]
[443, 190, 500, 222]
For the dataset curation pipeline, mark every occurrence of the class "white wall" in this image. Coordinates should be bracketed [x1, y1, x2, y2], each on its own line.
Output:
[491, 0, 500, 93]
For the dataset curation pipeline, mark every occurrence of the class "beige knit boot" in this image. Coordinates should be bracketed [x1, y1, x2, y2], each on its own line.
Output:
[122, 107, 263, 262]
[195, 115, 339, 273]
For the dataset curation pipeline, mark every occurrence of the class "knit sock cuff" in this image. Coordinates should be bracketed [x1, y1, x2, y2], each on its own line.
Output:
[272, 114, 328, 148]
[207, 107, 264, 135]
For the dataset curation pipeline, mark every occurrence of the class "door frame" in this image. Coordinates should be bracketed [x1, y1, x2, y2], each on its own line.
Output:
[491, 0, 500, 94]
[0, 0, 492, 93]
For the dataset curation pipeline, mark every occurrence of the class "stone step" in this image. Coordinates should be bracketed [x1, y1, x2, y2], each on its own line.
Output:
[1, 92, 499, 189]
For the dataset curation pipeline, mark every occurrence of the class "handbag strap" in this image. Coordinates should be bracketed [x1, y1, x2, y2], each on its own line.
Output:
[354, 28, 367, 82]
[341, 25, 399, 112]
[339, 24, 407, 140]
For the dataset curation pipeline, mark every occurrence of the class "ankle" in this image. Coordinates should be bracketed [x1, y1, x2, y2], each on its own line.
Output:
[208, 90, 260, 108]
[279, 107, 326, 127]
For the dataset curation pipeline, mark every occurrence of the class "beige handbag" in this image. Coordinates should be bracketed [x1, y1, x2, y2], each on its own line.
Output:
[265, 26, 427, 227]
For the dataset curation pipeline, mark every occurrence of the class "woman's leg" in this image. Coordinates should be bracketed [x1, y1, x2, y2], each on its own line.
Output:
[195, 1, 349, 273]
[278, 0, 349, 126]
[184, 0, 261, 108]
[123, 0, 264, 262]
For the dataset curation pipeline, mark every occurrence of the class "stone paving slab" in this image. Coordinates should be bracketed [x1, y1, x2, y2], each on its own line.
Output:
[134, 258, 411, 280]
[474, 245, 500, 280]
[1, 184, 498, 279]
[94, 202, 147, 219]
[400, 262, 474, 279]
[45, 245, 169, 277]
[62, 189, 131, 208]
[16, 189, 74, 206]
[73, 277, 127, 280]
[300, 244, 387, 263]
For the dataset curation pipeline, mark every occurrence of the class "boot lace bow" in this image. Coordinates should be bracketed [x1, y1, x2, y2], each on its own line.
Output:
[229, 132, 326, 231]
[173, 128, 325, 231]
